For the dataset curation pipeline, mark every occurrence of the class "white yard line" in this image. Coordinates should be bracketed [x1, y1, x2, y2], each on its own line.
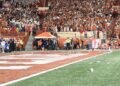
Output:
[0, 54, 87, 65]
[0, 52, 108, 86]
[0, 61, 8, 64]
[0, 66, 31, 70]
[0, 60, 51, 65]
[0, 57, 46, 61]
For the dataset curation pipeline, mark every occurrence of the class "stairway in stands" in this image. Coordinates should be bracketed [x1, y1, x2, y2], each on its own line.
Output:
[25, 33, 34, 51]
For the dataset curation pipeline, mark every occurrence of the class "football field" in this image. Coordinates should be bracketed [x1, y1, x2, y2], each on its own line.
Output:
[1, 50, 120, 86]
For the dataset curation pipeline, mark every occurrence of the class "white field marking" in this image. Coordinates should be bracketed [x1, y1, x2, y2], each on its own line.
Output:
[45, 53, 87, 57]
[10, 54, 34, 56]
[44, 54, 62, 57]
[0, 60, 50, 65]
[0, 54, 43, 58]
[9, 54, 62, 57]
[0, 66, 31, 70]
[0, 58, 45, 60]
[0, 55, 51, 59]
[0, 61, 8, 64]
[0, 54, 87, 65]
[0, 53, 86, 59]
[0, 51, 109, 86]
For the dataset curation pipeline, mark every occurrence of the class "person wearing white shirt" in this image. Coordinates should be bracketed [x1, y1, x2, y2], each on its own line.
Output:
[1, 40, 6, 53]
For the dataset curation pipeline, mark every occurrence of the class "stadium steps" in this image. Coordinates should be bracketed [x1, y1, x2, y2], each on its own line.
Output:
[25, 33, 34, 51]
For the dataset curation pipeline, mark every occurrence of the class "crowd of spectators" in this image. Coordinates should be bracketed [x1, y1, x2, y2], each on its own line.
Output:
[1, 0, 119, 37]
[43, 0, 119, 35]
[114, 15, 120, 38]
[33, 38, 58, 50]
[0, 0, 120, 52]
[0, 1, 41, 36]
[0, 38, 24, 53]
[39, 0, 120, 50]
[0, 0, 42, 53]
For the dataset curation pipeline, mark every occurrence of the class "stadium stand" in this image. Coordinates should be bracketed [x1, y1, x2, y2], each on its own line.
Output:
[0, 0, 120, 52]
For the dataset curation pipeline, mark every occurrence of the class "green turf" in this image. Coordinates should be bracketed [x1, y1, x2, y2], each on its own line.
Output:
[8, 51, 120, 86]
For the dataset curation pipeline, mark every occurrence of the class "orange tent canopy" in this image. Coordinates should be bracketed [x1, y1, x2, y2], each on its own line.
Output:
[35, 32, 56, 39]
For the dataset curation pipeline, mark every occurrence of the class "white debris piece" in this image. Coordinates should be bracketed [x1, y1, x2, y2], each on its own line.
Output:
[97, 61, 100, 63]
[90, 68, 94, 72]
[107, 62, 110, 64]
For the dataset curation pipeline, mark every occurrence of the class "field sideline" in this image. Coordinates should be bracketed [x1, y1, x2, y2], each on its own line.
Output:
[3, 50, 119, 86]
